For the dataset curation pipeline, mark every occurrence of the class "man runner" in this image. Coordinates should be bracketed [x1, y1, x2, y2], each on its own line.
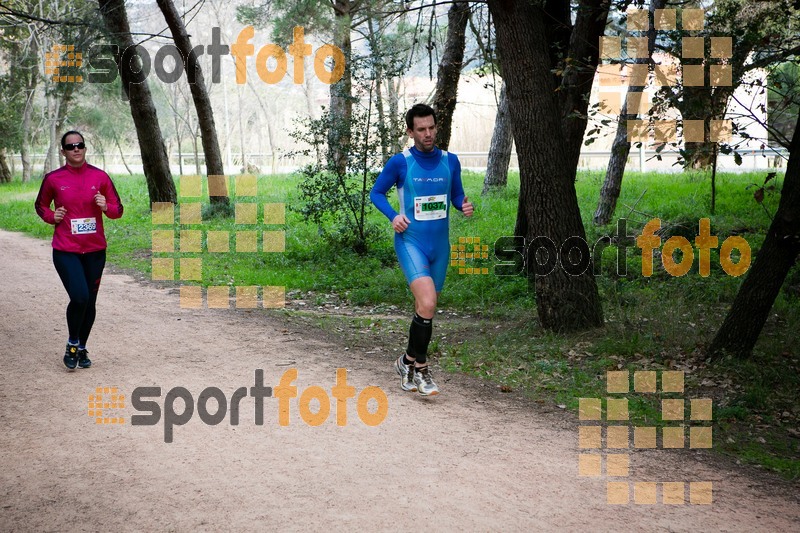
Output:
[370, 104, 474, 395]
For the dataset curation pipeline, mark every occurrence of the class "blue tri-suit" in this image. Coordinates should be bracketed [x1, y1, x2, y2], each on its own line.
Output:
[370, 146, 467, 292]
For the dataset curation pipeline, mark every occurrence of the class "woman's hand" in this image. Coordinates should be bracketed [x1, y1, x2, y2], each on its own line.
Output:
[94, 193, 107, 212]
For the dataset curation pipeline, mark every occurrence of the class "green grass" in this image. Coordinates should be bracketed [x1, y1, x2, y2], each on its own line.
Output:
[2, 167, 798, 478]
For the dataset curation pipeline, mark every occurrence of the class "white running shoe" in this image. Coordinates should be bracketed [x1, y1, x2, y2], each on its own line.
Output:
[412, 366, 439, 396]
[395, 355, 418, 392]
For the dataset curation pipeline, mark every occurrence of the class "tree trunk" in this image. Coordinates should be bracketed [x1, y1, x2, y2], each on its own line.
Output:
[44, 95, 60, 174]
[172, 85, 184, 175]
[245, 79, 276, 173]
[237, 86, 246, 171]
[192, 130, 201, 175]
[156, 0, 228, 204]
[594, 111, 630, 226]
[489, 0, 604, 332]
[365, 13, 390, 164]
[594, 0, 665, 225]
[20, 93, 34, 182]
[113, 133, 134, 175]
[98, 0, 176, 205]
[708, 115, 800, 358]
[0, 147, 11, 183]
[21, 38, 37, 183]
[431, 1, 470, 151]
[483, 81, 513, 194]
[328, 1, 353, 175]
[388, 77, 403, 154]
[557, 0, 611, 171]
[677, 30, 756, 171]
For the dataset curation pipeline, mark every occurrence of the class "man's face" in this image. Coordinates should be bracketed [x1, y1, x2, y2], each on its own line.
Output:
[407, 115, 437, 152]
[61, 134, 86, 168]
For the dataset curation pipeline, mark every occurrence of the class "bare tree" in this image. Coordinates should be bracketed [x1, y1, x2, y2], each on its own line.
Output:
[483, 81, 513, 193]
[98, 0, 176, 204]
[594, 0, 666, 226]
[708, 114, 800, 358]
[156, 0, 228, 204]
[431, 1, 470, 151]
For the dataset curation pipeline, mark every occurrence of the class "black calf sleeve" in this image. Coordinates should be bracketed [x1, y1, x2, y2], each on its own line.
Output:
[406, 313, 433, 364]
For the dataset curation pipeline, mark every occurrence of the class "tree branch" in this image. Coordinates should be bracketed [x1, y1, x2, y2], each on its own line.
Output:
[0, 3, 92, 27]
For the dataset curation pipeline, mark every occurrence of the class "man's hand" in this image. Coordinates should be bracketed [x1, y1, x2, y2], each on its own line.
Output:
[54, 206, 67, 223]
[392, 214, 410, 233]
[94, 193, 107, 212]
[462, 196, 474, 217]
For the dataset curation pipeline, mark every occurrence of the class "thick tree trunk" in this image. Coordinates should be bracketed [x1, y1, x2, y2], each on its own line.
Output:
[431, 1, 470, 151]
[329, 1, 353, 175]
[98, 0, 176, 205]
[156, 0, 228, 204]
[483, 82, 513, 194]
[489, 0, 604, 332]
[594, 0, 665, 225]
[708, 115, 800, 358]
[512, 0, 609, 243]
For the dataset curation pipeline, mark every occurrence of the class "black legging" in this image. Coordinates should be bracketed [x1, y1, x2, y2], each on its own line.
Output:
[52, 249, 106, 346]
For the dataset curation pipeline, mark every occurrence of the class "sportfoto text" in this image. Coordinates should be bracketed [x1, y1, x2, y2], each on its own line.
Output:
[131, 369, 388, 443]
[493, 218, 751, 278]
[81, 26, 344, 86]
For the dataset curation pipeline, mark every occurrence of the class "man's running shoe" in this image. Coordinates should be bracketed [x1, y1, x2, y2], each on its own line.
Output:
[63, 344, 78, 371]
[394, 355, 417, 392]
[77, 349, 92, 369]
[412, 366, 439, 396]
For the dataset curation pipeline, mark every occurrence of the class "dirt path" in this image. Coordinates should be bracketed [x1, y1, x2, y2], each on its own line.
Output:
[0, 229, 797, 532]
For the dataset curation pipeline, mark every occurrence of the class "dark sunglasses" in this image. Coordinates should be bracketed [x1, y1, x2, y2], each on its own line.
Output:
[63, 142, 86, 150]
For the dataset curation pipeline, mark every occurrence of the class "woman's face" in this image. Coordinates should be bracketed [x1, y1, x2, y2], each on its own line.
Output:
[61, 134, 86, 168]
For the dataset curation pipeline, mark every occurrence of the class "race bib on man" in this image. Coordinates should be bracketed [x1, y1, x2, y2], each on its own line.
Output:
[71, 217, 97, 235]
[414, 194, 447, 221]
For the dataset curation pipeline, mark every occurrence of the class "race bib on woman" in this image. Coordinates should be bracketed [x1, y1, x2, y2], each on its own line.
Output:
[414, 195, 447, 221]
[71, 217, 97, 235]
